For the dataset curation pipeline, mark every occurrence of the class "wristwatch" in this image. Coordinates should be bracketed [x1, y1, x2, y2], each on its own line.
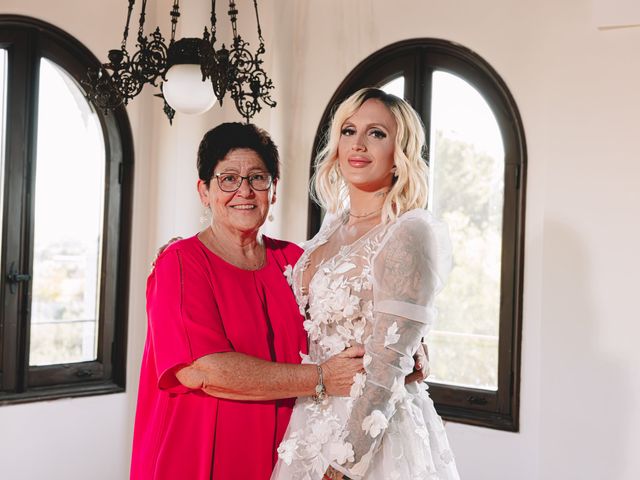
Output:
[312, 364, 326, 403]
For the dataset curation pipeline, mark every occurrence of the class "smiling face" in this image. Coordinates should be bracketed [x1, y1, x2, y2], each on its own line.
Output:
[337, 98, 398, 193]
[198, 148, 276, 235]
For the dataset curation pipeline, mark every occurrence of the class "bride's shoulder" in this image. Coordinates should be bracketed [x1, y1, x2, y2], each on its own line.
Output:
[378, 209, 452, 259]
[320, 211, 344, 230]
[383, 208, 445, 239]
[378, 208, 453, 280]
[398, 208, 443, 227]
[301, 211, 343, 249]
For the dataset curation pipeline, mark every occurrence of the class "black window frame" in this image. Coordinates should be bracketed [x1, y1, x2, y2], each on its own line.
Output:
[309, 39, 526, 431]
[0, 15, 133, 405]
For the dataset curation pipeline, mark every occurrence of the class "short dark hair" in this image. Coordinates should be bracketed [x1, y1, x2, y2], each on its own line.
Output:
[197, 123, 280, 186]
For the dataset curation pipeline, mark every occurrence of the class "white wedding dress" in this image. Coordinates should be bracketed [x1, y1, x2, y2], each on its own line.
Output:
[271, 209, 460, 480]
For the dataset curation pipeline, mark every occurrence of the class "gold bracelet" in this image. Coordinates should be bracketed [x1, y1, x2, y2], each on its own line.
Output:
[312, 363, 326, 403]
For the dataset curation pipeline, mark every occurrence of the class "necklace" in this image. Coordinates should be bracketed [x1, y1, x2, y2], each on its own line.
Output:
[348, 207, 382, 219]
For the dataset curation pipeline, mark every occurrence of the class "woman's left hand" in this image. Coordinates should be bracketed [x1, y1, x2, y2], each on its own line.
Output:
[151, 237, 183, 267]
[323, 466, 346, 480]
[404, 342, 429, 384]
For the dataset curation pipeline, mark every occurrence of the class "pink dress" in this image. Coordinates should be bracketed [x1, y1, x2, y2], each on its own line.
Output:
[130, 235, 307, 480]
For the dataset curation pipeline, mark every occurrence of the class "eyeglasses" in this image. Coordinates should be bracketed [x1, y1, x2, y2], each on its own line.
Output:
[214, 172, 273, 192]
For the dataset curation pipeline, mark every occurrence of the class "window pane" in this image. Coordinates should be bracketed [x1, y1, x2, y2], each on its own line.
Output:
[428, 71, 505, 390]
[380, 76, 405, 98]
[29, 58, 105, 366]
[0, 49, 7, 261]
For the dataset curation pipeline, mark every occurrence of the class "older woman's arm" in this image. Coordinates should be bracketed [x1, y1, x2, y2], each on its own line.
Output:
[150, 245, 364, 402]
[176, 346, 365, 401]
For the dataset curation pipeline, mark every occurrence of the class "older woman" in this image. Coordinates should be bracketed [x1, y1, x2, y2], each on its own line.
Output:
[130, 123, 365, 480]
[272, 88, 460, 479]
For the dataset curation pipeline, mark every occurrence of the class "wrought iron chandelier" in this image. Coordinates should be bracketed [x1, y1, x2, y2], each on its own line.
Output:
[84, 0, 276, 123]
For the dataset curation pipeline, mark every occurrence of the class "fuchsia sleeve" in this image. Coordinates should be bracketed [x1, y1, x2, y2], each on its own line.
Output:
[146, 247, 233, 392]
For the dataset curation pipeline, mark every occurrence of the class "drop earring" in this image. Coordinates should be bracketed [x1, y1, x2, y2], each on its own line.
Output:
[200, 204, 211, 224]
[268, 195, 276, 221]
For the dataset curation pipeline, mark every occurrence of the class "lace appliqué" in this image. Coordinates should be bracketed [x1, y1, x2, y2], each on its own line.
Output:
[276, 210, 460, 480]
[283, 264, 294, 287]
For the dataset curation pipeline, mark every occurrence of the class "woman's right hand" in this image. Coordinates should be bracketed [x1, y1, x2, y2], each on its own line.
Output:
[151, 237, 183, 267]
[321, 345, 365, 396]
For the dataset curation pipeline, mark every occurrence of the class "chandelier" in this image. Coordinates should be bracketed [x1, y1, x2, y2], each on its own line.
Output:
[84, 0, 276, 123]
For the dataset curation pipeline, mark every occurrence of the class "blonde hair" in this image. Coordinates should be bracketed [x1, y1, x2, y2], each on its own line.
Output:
[311, 88, 429, 223]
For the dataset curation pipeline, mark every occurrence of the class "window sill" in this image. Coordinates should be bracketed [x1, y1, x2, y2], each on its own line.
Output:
[0, 382, 125, 406]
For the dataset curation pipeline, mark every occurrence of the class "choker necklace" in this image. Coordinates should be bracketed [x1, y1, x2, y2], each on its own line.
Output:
[348, 208, 382, 219]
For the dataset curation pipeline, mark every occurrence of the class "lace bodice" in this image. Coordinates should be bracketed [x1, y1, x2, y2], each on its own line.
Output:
[278, 208, 454, 479]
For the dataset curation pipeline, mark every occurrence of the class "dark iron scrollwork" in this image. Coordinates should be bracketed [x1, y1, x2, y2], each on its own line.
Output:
[83, 0, 276, 123]
[227, 36, 275, 121]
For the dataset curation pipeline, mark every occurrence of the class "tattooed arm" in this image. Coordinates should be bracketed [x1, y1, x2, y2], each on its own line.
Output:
[327, 212, 451, 479]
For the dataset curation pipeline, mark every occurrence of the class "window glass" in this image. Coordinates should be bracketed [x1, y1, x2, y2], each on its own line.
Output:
[29, 58, 106, 366]
[428, 71, 504, 389]
[380, 76, 404, 98]
[309, 39, 525, 429]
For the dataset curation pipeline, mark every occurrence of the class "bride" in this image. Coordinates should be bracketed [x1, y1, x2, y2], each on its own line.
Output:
[271, 88, 460, 480]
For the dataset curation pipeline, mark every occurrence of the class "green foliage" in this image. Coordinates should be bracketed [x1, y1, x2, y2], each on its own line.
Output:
[32, 240, 88, 320]
[29, 240, 97, 365]
[429, 331, 499, 389]
[428, 131, 504, 388]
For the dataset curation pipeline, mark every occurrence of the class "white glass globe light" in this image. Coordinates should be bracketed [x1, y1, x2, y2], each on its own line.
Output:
[163, 64, 216, 115]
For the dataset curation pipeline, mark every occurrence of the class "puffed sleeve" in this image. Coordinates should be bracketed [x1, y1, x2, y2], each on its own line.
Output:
[332, 210, 452, 478]
[146, 247, 233, 393]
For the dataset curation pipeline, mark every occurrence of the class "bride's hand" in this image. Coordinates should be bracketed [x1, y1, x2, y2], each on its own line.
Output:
[151, 237, 182, 267]
[405, 342, 429, 384]
[323, 465, 347, 479]
[321, 345, 365, 396]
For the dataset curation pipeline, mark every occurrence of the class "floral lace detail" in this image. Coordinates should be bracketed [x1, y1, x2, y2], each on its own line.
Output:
[276, 402, 356, 478]
[279, 215, 389, 476]
[295, 220, 385, 361]
[275, 210, 460, 480]
[283, 264, 294, 287]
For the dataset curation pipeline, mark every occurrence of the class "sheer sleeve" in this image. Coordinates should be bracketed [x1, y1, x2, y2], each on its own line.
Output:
[332, 210, 452, 479]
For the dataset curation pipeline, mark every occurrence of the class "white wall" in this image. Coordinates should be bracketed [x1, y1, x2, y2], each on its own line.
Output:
[0, 2, 155, 479]
[262, 1, 640, 479]
[0, 1, 639, 479]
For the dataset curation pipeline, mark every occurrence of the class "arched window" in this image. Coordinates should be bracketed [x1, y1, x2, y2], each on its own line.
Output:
[0, 16, 133, 404]
[309, 39, 526, 430]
